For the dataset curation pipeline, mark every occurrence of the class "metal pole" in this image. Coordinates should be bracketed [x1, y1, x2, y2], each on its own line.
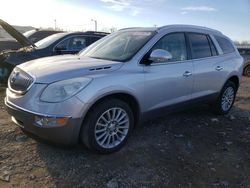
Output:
[95, 20, 97, 31]
[54, 19, 57, 30]
[91, 19, 97, 31]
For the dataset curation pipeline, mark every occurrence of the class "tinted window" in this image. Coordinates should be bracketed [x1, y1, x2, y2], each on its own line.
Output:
[215, 36, 235, 54]
[68, 37, 87, 50]
[152, 33, 187, 62]
[90, 36, 101, 44]
[56, 36, 87, 51]
[238, 49, 245, 55]
[56, 38, 70, 49]
[238, 49, 250, 55]
[188, 33, 212, 59]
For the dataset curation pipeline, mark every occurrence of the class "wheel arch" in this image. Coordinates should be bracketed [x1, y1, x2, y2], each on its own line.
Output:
[79, 92, 141, 137]
[227, 75, 240, 90]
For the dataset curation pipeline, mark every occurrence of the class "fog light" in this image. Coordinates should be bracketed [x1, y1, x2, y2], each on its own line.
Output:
[34, 116, 69, 127]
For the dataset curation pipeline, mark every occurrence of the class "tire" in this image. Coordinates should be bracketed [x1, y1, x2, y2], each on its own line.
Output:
[244, 65, 250, 77]
[80, 98, 134, 154]
[212, 81, 237, 115]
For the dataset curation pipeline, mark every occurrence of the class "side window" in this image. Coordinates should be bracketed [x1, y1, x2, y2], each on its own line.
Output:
[188, 33, 212, 59]
[238, 49, 245, 55]
[55, 36, 87, 51]
[90, 36, 101, 44]
[151, 33, 187, 62]
[56, 38, 70, 50]
[214, 36, 235, 54]
[68, 37, 87, 51]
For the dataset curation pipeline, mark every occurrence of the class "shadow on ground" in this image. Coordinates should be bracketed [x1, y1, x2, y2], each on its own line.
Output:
[35, 105, 250, 188]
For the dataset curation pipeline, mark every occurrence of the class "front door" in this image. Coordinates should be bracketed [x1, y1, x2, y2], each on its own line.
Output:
[143, 32, 194, 112]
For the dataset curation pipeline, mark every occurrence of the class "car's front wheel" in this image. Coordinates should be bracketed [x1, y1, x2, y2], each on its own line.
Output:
[81, 99, 134, 154]
[212, 81, 237, 115]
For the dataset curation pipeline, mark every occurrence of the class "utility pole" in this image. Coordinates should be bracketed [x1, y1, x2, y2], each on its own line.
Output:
[91, 19, 97, 31]
[54, 19, 57, 30]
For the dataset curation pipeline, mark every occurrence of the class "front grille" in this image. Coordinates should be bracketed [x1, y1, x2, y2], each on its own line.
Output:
[8, 67, 34, 94]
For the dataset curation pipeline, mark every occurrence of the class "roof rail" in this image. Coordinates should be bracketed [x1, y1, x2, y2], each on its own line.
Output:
[119, 27, 144, 31]
[84, 31, 110, 35]
[158, 25, 222, 34]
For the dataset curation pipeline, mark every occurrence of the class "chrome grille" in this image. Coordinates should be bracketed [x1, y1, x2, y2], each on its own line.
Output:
[8, 67, 34, 94]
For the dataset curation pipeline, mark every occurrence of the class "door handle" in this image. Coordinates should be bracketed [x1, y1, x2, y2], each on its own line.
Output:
[183, 71, 192, 77]
[215, 66, 223, 71]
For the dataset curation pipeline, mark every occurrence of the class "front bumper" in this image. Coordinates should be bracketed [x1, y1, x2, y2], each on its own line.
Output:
[5, 98, 83, 145]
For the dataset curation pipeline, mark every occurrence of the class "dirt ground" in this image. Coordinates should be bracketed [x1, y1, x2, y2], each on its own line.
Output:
[0, 77, 250, 188]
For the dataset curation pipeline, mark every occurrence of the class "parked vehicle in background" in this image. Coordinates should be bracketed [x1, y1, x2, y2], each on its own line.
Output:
[0, 19, 62, 52]
[238, 47, 250, 77]
[5, 25, 243, 153]
[0, 19, 108, 83]
[23, 29, 63, 43]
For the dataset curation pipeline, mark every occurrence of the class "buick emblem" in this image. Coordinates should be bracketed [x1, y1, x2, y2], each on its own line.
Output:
[10, 71, 20, 83]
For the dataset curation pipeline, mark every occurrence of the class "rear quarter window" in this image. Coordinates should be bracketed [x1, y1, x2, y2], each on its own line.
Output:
[214, 36, 235, 54]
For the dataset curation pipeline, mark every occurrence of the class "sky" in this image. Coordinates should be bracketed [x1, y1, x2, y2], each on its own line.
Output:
[0, 0, 249, 42]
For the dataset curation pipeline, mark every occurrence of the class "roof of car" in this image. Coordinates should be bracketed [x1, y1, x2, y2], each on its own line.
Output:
[48, 31, 109, 40]
[119, 24, 222, 35]
[158, 25, 222, 34]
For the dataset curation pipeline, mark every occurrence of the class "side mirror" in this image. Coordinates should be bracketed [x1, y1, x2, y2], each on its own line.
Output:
[149, 49, 172, 63]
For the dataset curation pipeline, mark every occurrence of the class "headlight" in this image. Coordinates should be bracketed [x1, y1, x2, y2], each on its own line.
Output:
[40, 77, 92, 102]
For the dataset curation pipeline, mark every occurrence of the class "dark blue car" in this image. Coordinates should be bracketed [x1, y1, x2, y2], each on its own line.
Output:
[0, 19, 108, 84]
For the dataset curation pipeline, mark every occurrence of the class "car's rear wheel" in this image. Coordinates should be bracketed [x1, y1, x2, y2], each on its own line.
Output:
[244, 65, 250, 77]
[212, 81, 237, 115]
[81, 99, 134, 154]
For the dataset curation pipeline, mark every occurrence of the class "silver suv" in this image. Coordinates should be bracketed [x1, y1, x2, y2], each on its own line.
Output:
[5, 25, 243, 153]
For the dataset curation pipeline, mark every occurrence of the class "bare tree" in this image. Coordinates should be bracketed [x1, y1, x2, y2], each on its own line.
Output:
[234, 40, 250, 47]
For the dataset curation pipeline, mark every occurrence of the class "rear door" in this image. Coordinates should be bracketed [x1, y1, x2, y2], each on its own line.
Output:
[143, 32, 194, 112]
[187, 33, 225, 99]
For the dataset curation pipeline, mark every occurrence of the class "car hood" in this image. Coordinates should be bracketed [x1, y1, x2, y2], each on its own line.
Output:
[0, 19, 35, 47]
[18, 55, 123, 83]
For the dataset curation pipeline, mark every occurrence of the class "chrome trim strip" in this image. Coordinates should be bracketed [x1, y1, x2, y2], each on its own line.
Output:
[5, 97, 72, 118]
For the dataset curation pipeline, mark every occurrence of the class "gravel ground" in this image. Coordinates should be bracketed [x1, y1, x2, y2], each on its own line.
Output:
[1, 77, 250, 188]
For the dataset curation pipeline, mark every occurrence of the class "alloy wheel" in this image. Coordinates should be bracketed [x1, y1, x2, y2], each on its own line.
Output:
[221, 86, 235, 111]
[94, 107, 129, 149]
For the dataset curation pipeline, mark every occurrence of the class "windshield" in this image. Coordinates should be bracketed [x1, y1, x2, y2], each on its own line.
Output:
[80, 31, 155, 62]
[23, 30, 37, 38]
[35, 33, 67, 49]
